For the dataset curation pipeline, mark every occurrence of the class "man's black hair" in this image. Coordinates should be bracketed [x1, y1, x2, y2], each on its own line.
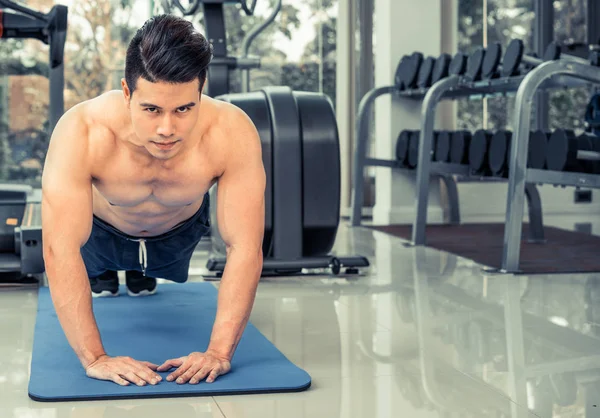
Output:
[125, 14, 212, 95]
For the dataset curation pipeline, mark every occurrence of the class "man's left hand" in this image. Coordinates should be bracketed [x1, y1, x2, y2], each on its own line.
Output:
[157, 350, 231, 384]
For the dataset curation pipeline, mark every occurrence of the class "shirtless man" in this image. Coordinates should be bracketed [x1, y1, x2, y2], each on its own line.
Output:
[41, 14, 265, 387]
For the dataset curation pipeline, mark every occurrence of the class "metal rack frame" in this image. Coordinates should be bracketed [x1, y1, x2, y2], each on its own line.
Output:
[350, 84, 483, 229]
[351, 61, 600, 274]
[502, 60, 600, 272]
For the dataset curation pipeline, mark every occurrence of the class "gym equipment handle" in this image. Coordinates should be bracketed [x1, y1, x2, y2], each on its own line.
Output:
[0, 0, 45, 21]
[239, 0, 257, 15]
[0, 11, 47, 42]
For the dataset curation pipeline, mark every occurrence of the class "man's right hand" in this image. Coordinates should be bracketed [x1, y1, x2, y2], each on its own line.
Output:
[85, 355, 163, 386]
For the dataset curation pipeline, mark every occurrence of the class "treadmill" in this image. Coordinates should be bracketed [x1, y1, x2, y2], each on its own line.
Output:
[0, 0, 68, 280]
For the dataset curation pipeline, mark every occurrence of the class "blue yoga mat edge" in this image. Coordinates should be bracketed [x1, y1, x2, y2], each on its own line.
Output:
[29, 282, 312, 401]
[28, 381, 312, 402]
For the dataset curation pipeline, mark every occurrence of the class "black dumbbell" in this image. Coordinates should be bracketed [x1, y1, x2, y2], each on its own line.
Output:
[401, 130, 441, 168]
[485, 130, 548, 176]
[396, 130, 413, 166]
[408, 143, 419, 168]
[434, 131, 451, 162]
[464, 47, 486, 81]
[488, 130, 548, 176]
[503, 39, 592, 78]
[394, 55, 409, 88]
[449, 52, 468, 76]
[417, 56, 436, 88]
[502, 39, 542, 77]
[528, 130, 549, 169]
[406, 130, 437, 168]
[546, 41, 600, 67]
[488, 130, 512, 177]
[481, 42, 503, 79]
[394, 54, 422, 90]
[546, 129, 596, 173]
[431, 53, 452, 84]
[397, 129, 430, 168]
[469, 129, 494, 175]
[450, 130, 472, 164]
[394, 55, 415, 89]
[395, 52, 424, 90]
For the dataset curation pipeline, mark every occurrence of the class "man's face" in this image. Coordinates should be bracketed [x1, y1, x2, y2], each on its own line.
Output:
[122, 77, 201, 160]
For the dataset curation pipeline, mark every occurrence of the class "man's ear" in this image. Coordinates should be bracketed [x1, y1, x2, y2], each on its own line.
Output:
[121, 78, 132, 107]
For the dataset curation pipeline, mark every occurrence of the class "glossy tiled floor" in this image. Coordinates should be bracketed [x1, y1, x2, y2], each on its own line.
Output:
[3, 217, 600, 417]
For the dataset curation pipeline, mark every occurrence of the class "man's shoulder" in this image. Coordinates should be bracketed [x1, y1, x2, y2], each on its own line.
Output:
[201, 96, 261, 177]
[83, 90, 124, 130]
[50, 92, 120, 167]
[60, 91, 121, 133]
[204, 95, 257, 140]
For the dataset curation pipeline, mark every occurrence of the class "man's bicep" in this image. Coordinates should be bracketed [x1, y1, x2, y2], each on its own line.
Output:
[216, 121, 266, 253]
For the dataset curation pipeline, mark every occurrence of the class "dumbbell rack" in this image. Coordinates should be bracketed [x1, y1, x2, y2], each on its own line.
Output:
[502, 60, 600, 272]
[351, 60, 600, 273]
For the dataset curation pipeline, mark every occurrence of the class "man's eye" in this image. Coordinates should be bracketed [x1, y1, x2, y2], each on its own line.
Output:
[146, 108, 158, 113]
[177, 107, 190, 113]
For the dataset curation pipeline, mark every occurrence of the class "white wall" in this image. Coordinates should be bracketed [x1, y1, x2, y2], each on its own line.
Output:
[372, 0, 457, 225]
[458, 183, 600, 222]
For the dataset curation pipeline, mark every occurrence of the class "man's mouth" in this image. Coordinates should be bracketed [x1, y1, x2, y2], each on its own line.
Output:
[153, 141, 178, 150]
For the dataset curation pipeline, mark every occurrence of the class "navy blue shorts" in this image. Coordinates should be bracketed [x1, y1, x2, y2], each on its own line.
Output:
[80, 193, 211, 283]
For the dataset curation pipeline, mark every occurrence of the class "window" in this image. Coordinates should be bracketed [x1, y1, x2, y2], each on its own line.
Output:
[226, 0, 337, 107]
[0, 0, 149, 186]
[549, 0, 589, 132]
[457, 0, 591, 135]
[0, 0, 339, 187]
[457, 0, 535, 132]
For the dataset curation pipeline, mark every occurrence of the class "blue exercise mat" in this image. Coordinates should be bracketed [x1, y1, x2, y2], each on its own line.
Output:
[29, 282, 311, 401]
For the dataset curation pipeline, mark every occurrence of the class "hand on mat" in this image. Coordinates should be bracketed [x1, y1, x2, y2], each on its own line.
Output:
[157, 351, 231, 384]
[85, 355, 162, 387]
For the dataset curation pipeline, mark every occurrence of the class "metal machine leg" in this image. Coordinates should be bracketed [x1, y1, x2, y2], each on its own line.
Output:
[524, 183, 545, 243]
[49, 63, 64, 133]
[412, 76, 460, 245]
[439, 174, 460, 225]
[502, 60, 600, 272]
[350, 86, 398, 226]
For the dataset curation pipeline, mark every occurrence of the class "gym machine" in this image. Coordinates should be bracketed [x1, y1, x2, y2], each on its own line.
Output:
[159, 0, 369, 276]
[207, 86, 369, 276]
[0, 184, 44, 279]
[158, 0, 370, 276]
[0, 1, 68, 280]
[160, 0, 266, 97]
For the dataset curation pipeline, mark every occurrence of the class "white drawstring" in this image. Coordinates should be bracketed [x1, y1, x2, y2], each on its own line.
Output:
[137, 239, 147, 275]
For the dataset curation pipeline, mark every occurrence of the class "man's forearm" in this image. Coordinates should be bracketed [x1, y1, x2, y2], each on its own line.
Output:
[45, 246, 106, 368]
[207, 248, 262, 360]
